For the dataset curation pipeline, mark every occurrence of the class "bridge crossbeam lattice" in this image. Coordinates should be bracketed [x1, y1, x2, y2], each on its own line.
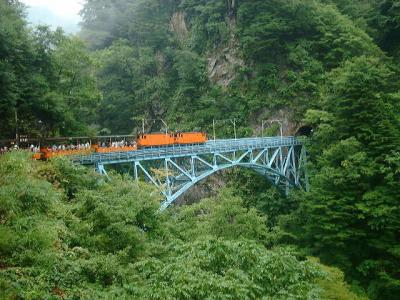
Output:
[72, 137, 308, 210]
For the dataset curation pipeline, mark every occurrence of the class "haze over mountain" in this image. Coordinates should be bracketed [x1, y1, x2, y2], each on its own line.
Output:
[21, 0, 82, 33]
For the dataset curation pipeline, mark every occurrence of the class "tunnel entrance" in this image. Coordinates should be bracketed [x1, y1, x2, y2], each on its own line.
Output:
[295, 126, 313, 137]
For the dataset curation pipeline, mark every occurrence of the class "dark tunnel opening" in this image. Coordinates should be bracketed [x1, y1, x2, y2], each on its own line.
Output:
[295, 126, 313, 137]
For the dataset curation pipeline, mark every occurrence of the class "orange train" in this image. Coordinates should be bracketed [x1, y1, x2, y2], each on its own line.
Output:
[35, 132, 208, 160]
[137, 132, 207, 147]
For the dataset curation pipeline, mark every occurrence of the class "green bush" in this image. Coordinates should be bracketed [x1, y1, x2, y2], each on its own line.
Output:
[0, 153, 363, 299]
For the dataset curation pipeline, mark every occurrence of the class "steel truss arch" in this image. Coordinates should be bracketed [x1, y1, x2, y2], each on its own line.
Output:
[80, 138, 308, 210]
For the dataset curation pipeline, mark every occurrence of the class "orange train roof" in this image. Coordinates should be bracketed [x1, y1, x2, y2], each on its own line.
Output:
[174, 132, 207, 144]
[137, 133, 175, 147]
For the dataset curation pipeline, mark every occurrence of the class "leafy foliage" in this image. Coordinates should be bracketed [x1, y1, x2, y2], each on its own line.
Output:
[131, 239, 324, 299]
[284, 56, 400, 299]
[2, 0, 400, 299]
[0, 1, 100, 139]
[0, 153, 362, 299]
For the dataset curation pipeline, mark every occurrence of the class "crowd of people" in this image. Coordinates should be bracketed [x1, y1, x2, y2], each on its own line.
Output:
[30, 145, 41, 153]
[0, 144, 21, 155]
[0, 144, 40, 155]
[45, 142, 91, 152]
[99, 140, 136, 148]
[0, 140, 137, 156]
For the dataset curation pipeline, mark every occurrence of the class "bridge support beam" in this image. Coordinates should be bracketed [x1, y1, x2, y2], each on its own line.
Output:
[129, 145, 307, 210]
[78, 137, 308, 210]
[96, 164, 109, 178]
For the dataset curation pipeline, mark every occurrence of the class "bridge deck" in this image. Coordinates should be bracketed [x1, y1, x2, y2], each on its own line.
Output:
[73, 137, 302, 165]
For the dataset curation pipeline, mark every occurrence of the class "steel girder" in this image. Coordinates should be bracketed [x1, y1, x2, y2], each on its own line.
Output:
[93, 141, 308, 210]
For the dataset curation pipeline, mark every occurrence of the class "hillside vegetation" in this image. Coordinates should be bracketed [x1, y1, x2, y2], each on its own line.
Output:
[0, 152, 364, 299]
[1, 0, 400, 299]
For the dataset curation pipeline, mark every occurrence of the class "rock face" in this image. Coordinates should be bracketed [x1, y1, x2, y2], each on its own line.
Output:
[252, 109, 303, 136]
[268, 110, 299, 136]
[207, 45, 244, 87]
[176, 173, 227, 206]
[207, 16, 244, 87]
[170, 8, 243, 88]
[170, 11, 188, 40]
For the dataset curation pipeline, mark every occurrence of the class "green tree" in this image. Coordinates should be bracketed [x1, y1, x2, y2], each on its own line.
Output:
[0, 1, 101, 139]
[287, 56, 400, 299]
[0, 0, 32, 138]
[369, 0, 400, 58]
[0, 152, 363, 299]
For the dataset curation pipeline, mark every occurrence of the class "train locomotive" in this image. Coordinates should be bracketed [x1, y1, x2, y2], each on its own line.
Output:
[33, 132, 208, 160]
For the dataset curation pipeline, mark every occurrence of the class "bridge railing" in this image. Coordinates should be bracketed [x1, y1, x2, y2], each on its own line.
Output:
[72, 136, 302, 165]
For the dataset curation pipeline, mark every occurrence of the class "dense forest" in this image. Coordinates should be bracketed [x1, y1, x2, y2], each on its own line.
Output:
[1, 0, 400, 299]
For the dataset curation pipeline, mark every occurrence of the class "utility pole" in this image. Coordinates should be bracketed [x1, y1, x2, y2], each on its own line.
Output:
[142, 118, 169, 134]
[213, 119, 216, 142]
[213, 119, 238, 140]
[261, 120, 268, 138]
[160, 119, 168, 134]
[270, 120, 283, 142]
[15, 109, 19, 146]
[230, 119, 237, 140]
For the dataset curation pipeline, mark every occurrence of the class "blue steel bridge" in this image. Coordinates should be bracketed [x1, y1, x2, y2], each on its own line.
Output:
[72, 136, 308, 210]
